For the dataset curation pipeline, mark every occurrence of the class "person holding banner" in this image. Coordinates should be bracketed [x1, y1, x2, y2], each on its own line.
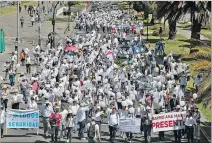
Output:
[0, 105, 6, 138]
[173, 105, 182, 143]
[11, 90, 21, 109]
[41, 100, 53, 139]
[141, 106, 152, 143]
[108, 106, 119, 143]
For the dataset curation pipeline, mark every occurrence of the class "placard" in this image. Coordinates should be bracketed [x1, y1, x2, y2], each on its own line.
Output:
[118, 118, 141, 133]
[6, 109, 39, 129]
[152, 112, 186, 132]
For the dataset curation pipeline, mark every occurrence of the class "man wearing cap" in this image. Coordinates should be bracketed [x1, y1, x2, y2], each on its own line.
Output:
[76, 102, 90, 140]
[108, 106, 119, 143]
[0, 105, 6, 138]
[41, 99, 53, 138]
[49, 106, 62, 142]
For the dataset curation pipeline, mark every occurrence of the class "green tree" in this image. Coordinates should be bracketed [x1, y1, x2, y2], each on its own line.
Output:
[157, 1, 211, 40]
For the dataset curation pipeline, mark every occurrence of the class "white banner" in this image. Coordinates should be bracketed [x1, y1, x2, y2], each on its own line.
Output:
[6, 109, 39, 129]
[152, 112, 186, 132]
[118, 118, 141, 133]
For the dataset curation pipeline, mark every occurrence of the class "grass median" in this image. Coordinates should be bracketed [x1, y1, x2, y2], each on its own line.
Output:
[1, 7, 17, 15]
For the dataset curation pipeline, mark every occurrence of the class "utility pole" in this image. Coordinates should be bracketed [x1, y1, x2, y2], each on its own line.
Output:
[17, 1, 19, 63]
[52, 1, 59, 49]
[68, 2, 71, 31]
[38, 1, 41, 47]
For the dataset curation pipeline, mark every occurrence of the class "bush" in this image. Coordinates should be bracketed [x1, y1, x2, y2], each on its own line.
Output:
[182, 46, 211, 61]
[152, 30, 159, 36]
[193, 60, 211, 73]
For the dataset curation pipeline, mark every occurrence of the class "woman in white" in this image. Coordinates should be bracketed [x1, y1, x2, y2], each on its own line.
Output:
[65, 110, 74, 143]
[0, 105, 6, 138]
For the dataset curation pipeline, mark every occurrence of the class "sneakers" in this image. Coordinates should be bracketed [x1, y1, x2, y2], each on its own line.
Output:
[66, 139, 69, 142]
[81, 137, 86, 140]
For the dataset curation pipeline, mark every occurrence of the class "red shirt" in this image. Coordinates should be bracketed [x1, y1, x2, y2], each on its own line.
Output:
[131, 26, 135, 31]
[49, 112, 62, 126]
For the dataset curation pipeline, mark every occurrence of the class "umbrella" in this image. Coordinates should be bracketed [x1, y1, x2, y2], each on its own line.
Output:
[106, 51, 114, 55]
[64, 45, 77, 51]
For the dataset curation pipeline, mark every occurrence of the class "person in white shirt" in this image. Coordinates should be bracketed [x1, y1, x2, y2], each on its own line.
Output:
[41, 100, 53, 138]
[26, 55, 31, 74]
[0, 106, 6, 138]
[135, 102, 145, 118]
[60, 104, 68, 139]
[85, 116, 101, 143]
[94, 106, 103, 137]
[76, 102, 89, 140]
[65, 110, 74, 143]
[108, 107, 119, 143]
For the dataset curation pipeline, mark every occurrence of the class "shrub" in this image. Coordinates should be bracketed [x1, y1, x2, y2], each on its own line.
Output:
[182, 46, 211, 61]
[193, 60, 211, 73]
[152, 30, 159, 36]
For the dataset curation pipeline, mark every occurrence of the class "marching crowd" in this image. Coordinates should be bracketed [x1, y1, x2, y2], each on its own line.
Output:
[0, 2, 202, 143]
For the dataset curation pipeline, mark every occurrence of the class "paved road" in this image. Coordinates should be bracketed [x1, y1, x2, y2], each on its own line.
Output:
[0, 2, 193, 143]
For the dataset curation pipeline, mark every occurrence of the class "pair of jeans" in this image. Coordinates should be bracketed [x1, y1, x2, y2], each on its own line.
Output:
[26, 64, 31, 74]
[143, 124, 151, 143]
[66, 127, 73, 142]
[72, 116, 78, 131]
[78, 120, 86, 138]
[194, 125, 200, 140]
[109, 125, 117, 142]
[60, 124, 66, 139]
[186, 126, 194, 143]
[3, 99, 8, 111]
[9, 75, 15, 86]
[159, 131, 164, 141]
[21, 88, 27, 102]
[51, 126, 60, 142]
[126, 132, 132, 139]
[43, 117, 50, 137]
[174, 129, 181, 143]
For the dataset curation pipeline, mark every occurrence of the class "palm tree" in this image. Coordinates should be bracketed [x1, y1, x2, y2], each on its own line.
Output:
[157, 1, 211, 40]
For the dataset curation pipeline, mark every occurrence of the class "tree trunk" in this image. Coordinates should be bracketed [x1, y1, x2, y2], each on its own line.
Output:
[168, 19, 177, 40]
[191, 18, 201, 40]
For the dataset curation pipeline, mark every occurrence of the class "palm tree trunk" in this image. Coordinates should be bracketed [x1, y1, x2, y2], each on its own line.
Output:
[168, 19, 177, 40]
[191, 18, 201, 40]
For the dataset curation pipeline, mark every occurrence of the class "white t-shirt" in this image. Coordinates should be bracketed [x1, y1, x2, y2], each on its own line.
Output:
[86, 122, 99, 139]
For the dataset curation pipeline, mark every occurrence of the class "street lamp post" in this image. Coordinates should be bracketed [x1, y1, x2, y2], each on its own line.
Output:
[52, 1, 59, 49]
[17, 1, 20, 63]
[68, 2, 71, 31]
[147, 14, 149, 41]
[38, 1, 41, 47]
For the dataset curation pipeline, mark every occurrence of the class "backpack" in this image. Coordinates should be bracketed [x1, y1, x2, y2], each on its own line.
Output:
[88, 122, 96, 138]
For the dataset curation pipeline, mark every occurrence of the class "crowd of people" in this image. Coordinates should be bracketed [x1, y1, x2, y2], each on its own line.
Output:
[0, 2, 203, 143]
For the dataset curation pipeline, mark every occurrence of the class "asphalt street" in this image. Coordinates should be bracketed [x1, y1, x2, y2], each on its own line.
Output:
[1, 1, 190, 143]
